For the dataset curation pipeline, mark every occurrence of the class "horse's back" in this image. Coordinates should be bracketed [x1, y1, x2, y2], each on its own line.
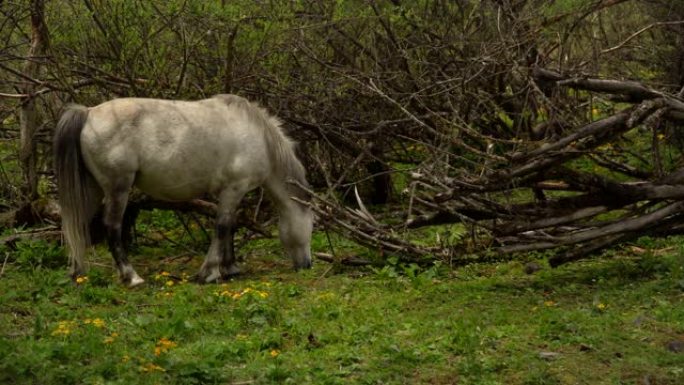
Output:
[80, 96, 271, 201]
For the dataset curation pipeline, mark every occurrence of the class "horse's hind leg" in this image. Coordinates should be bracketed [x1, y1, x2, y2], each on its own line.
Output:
[196, 186, 247, 283]
[103, 180, 144, 287]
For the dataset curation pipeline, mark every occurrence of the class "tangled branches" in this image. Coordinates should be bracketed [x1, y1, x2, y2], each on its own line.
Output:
[309, 68, 684, 266]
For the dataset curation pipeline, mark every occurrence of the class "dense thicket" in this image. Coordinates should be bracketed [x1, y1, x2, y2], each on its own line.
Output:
[1, 0, 683, 265]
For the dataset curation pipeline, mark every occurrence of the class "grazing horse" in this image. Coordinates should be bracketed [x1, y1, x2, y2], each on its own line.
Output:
[54, 94, 313, 286]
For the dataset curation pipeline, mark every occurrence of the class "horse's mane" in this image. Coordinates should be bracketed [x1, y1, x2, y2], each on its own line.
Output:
[212, 94, 308, 199]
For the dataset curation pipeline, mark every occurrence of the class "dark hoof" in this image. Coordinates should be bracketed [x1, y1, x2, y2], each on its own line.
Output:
[294, 260, 313, 270]
[193, 264, 240, 284]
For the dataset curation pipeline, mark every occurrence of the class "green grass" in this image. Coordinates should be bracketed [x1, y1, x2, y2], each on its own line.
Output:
[1, 232, 683, 384]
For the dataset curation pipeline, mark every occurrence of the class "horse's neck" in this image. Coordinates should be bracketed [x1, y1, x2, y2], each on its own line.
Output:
[264, 174, 302, 210]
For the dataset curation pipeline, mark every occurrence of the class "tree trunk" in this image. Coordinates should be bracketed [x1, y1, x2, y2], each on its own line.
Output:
[19, 0, 48, 202]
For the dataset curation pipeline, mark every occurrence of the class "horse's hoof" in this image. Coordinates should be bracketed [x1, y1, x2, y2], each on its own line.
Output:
[194, 265, 240, 284]
[127, 276, 145, 288]
[294, 259, 312, 270]
[195, 269, 221, 284]
[122, 271, 145, 288]
[189, 273, 205, 284]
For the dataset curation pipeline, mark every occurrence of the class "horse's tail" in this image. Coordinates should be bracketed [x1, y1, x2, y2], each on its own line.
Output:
[53, 104, 99, 278]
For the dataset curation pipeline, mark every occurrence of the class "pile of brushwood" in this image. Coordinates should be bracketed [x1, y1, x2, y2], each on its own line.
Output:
[305, 67, 684, 267]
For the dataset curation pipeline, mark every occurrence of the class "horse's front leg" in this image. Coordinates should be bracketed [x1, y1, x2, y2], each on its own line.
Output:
[196, 188, 246, 283]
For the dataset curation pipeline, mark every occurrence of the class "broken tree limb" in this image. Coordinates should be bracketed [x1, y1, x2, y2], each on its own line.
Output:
[496, 201, 684, 254]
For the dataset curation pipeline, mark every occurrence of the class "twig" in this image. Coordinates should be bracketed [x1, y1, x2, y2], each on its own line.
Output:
[602, 21, 684, 55]
[314, 252, 373, 266]
[0, 251, 10, 277]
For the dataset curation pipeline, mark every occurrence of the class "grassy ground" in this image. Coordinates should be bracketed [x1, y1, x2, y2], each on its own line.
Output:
[1, 222, 683, 384]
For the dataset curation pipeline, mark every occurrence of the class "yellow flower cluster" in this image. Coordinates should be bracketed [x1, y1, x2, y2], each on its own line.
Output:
[75, 276, 89, 284]
[153, 271, 188, 289]
[154, 337, 177, 356]
[51, 320, 77, 336]
[153, 271, 171, 280]
[84, 318, 106, 328]
[214, 284, 269, 300]
[51, 318, 110, 338]
[103, 332, 119, 344]
[140, 362, 165, 373]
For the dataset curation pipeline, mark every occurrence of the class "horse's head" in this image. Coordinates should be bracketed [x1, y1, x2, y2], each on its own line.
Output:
[279, 203, 313, 270]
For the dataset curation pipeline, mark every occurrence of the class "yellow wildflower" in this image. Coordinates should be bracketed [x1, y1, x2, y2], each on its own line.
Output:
[93, 318, 105, 328]
[86, 318, 105, 328]
[75, 276, 89, 284]
[165, 280, 175, 287]
[51, 320, 76, 336]
[154, 271, 171, 281]
[657, 133, 665, 140]
[596, 303, 608, 311]
[270, 349, 280, 357]
[140, 362, 165, 372]
[154, 338, 177, 356]
[103, 332, 118, 344]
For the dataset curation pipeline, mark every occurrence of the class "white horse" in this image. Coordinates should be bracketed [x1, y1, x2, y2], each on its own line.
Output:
[54, 94, 313, 286]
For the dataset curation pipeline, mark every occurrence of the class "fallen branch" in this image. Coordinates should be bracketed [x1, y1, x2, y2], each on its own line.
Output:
[314, 252, 374, 266]
[0, 226, 61, 248]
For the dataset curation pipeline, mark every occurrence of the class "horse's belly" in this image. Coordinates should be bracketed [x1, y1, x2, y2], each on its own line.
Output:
[135, 171, 209, 201]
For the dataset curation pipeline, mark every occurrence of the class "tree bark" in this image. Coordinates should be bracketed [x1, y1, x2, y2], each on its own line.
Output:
[19, 0, 48, 202]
